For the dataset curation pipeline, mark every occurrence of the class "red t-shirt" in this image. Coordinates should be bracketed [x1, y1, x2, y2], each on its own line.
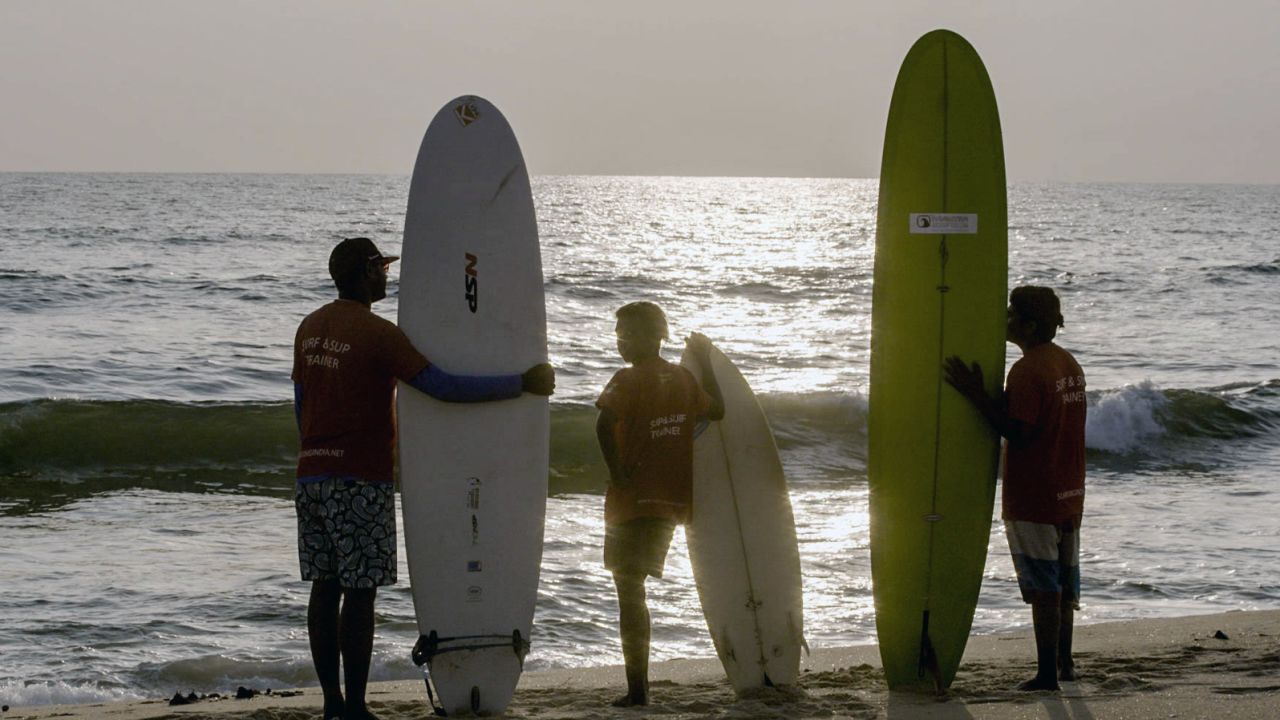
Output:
[1002, 342, 1087, 524]
[597, 357, 713, 526]
[292, 300, 429, 483]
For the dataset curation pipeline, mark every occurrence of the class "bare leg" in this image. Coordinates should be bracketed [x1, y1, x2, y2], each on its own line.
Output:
[1058, 595, 1076, 681]
[1019, 599, 1062, 691]
[341, 588, 379, 720]
[308, 580, 345, 719]
[612, 572, 650, 706]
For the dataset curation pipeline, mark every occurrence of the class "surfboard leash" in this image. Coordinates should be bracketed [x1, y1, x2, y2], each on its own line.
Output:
[412, 630, 531, 665]
[416, 662, 448, 717]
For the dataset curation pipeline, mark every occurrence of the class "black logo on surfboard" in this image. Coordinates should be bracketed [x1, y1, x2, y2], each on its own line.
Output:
[465, 253, 478, 313]
[455, 102, 481, 127]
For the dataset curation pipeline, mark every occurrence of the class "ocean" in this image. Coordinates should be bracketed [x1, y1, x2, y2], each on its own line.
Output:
[1, 173, 1277, 707]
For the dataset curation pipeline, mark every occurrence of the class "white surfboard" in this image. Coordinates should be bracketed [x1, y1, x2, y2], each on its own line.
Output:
[397, 96, 548, 716]
[681, 342, 805, 692]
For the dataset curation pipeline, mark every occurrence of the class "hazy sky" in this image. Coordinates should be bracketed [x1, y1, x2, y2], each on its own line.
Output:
[2, 1, 1277, 182]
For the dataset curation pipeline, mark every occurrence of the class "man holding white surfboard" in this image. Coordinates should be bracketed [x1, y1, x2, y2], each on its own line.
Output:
[292, 237, 553, 720]
[595, 301, 723, 707]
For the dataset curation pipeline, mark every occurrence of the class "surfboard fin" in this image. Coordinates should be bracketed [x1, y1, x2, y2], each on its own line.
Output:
[789, 612, 811, 656]
[512, 628, 530, 668]
[918, 611, 944, 693]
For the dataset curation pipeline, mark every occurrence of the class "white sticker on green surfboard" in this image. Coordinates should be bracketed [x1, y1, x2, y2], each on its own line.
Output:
[397, 95, 549, 715]
[869, 31, 1007, 690]
[682, 342, 806, 692]
[909, 213, 978, 234]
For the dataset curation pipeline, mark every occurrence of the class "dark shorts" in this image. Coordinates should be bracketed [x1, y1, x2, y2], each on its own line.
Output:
[604, 517, 677, 579]
[296, 477, 397, 589]
[1005, 518, 1081, 607]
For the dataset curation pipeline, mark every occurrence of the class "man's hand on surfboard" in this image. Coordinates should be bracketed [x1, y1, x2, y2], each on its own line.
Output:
[522, 362, 556, 396]
[943, 355, 986, 404]
[685, 333, 725, 421]
[685, 332, 712, 363]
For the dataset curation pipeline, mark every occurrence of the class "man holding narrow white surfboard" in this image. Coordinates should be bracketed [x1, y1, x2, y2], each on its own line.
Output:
[292, 235, 553, 720]
[595, 301, 724, 707]
[396, 95, 556, 717]
[596, 300, 808, 704]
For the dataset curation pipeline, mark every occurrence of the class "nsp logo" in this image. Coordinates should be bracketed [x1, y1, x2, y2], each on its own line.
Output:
[465, 253, 478, 313]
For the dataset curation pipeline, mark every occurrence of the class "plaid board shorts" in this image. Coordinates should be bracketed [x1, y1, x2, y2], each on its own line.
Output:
[296, 477, 397, 589]
[604, 517, 677, 579]
[1005, 518, 1081, 606]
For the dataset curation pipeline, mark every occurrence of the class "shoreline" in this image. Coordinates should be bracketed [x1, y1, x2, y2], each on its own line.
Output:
[7, 609, 1279, 719]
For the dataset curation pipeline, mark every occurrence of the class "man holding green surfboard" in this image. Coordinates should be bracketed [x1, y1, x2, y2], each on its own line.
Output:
[945, 286, 1087, 692]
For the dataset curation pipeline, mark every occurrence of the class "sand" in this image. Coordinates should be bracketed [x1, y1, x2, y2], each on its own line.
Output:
[6, 609, 1278, 720]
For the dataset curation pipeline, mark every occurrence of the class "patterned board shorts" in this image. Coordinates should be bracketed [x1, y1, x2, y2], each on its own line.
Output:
[296, 477, 397, 589]
[1005, 518, 1081, 607]
[604, 517, 676, 579]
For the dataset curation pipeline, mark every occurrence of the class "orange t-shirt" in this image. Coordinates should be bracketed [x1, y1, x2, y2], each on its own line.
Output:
[291, 300, 429, 483]
[1002, 342, 1087, 524]
[597, 357, 713, 526]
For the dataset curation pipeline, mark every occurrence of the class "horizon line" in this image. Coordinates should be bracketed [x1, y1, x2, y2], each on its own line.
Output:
[1, 170, 1276, 187]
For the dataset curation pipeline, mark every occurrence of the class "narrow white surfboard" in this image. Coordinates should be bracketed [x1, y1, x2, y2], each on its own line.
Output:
[397, 95, 548, 716]
[682, 342, 805, 692]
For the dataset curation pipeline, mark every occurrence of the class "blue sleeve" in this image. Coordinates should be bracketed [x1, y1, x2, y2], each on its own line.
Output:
[409, 363, 523, 403]
[293, 383, 303, 432]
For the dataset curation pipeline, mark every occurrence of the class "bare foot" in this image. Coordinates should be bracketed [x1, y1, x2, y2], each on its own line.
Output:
[612, 693, 648, 707]
[322, 699, 344, 720]
[1060, 664, 1078, 682]
[1017, 676, 1061, 692]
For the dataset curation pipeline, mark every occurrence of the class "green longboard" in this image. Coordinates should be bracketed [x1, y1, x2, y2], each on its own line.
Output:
[868, 29, 1007, 690]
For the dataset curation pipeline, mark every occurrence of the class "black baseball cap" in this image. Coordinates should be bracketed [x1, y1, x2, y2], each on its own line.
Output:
[328, 237, 399, 283]
[1010, 286, 1064, 329]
